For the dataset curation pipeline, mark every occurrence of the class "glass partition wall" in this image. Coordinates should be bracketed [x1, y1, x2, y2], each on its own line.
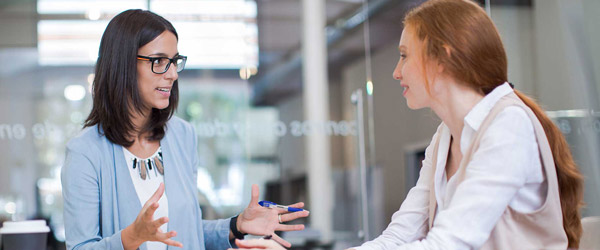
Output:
[0, 1, 368, 249]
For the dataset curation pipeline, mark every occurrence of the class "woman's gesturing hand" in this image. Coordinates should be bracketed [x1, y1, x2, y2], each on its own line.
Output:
[236, 184, 310, 248]
[122, 183, 183, 250]
[230, 238, 286, 250]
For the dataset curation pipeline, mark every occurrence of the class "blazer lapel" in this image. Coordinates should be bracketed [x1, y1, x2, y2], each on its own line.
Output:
[161, 132, 181, 237]
[161, 128, 196, 249]
[112, 143, 147, 250]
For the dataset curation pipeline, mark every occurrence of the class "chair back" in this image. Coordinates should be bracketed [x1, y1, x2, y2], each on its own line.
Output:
[580, 216, 600, 250]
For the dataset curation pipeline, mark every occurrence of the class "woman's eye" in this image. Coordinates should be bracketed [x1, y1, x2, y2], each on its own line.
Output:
[152, 58, 164, 64]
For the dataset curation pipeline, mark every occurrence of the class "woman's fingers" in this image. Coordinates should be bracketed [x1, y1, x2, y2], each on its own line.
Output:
[146, 183, 165, 206]
[143, 202, 160, 222]
[235, 239, 284, 249]
[235, 239, 264, 248]
[248, 184, 260, 208]
[275, 223, 305, 232]
[151, 216, 169, 229]
[271, 233, 291, 248]
[278, 210, 309, 222]
[141, 183, 164, 220]
[285, 202, 304, 209]
[161, 238, 183, 248]
[157, 230, 182, 247]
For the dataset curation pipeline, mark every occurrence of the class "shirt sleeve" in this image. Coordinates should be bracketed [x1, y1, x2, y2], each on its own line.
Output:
[61, 148, 125, 250]
[396, 107, 539, 250]
[352, 124, 442, 250]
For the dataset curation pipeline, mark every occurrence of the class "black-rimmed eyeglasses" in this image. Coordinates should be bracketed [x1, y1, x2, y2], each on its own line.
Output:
[136, 55, 187, 74]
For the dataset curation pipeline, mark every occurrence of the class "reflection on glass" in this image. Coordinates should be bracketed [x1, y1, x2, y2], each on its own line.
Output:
[178, 82, 281, 216]
[63, 85, 86, 101]
[37, 20, 108, 65]
[37, 0, 258, 69]
[37, 0, 146, 14]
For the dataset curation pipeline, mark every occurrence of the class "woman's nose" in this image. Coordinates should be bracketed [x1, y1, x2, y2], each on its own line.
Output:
[165, 64, 178, 80]
[392, 63, 402, 80]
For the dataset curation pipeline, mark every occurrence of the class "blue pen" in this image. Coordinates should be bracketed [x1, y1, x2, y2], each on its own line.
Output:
[258, 200, 304, 212]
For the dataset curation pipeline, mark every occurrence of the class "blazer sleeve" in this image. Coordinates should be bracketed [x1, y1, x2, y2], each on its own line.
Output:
[61, 147, 125, 250]
[187, 124, 233, 250]
[202, 219, 234, 250]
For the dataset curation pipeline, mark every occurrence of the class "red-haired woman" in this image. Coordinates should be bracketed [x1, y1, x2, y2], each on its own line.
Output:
[348, 0, 584, 249]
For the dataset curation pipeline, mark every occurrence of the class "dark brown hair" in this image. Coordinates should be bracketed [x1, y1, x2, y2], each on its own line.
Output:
[84, 9, 179, 147]
[404, 0, 584, 247]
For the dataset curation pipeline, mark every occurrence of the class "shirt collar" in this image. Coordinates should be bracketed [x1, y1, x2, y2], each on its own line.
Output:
[463, 82, 513, 132]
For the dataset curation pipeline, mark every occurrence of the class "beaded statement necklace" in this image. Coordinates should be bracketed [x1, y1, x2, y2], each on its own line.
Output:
[131, 149, 164, 180]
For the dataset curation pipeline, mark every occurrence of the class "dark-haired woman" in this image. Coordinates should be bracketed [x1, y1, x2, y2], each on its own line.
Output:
[61, 9, 308, 250]
[347, 0, 584, 249]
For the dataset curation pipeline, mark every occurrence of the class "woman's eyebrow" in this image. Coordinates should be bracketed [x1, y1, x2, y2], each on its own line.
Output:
[148, 52, 179, 57]
[148, 52, 168, 57]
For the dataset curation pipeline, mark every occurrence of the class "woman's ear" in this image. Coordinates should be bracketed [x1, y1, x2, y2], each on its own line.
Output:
[443, 44, 452, 57]
[437, 44, 452, 74]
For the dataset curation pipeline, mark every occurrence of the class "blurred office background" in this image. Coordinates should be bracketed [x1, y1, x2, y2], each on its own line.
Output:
[0, 0, 599, 249]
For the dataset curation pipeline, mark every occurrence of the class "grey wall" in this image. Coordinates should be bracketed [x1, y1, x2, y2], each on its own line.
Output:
[491, 6, 536, 97]
[532, 0, 595, 110]
[0, 0, 37, 48]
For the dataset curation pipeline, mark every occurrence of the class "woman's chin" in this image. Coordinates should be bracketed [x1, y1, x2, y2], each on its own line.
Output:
[154, 102, 170, 110]
[406, 100, 417, 110]
[406, 100, 425, 110]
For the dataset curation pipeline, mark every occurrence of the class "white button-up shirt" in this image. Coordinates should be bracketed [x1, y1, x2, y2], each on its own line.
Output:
[354, 82, 546, 250]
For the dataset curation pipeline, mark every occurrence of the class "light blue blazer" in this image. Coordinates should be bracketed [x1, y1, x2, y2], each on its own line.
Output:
[61, 117, 232, 250]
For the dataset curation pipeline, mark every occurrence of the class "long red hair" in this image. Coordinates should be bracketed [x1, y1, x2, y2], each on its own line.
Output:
[404, 0, 584, 247]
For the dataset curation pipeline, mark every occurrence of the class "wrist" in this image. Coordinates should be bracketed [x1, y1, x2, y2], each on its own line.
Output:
[122, 224, 143, 250]
[236, 212, 244, 234]
[230, 214, 247, 240]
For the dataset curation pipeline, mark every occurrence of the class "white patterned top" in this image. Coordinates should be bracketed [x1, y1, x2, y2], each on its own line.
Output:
[123, 147, 168, 250]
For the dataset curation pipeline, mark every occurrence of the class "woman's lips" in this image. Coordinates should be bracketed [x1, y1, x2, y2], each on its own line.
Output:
[156, 87, 171, 97]
[401, 84, 409, 96]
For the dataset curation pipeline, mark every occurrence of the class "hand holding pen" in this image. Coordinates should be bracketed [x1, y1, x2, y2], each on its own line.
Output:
[236, 184, 310, 248]
[259, 200, 305, 219]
